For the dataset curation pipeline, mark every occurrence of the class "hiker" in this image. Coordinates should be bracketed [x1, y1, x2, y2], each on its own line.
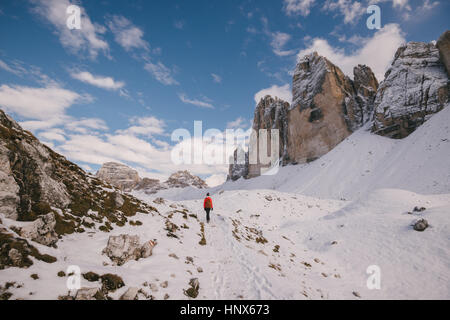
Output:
[203, 193, 213, 223]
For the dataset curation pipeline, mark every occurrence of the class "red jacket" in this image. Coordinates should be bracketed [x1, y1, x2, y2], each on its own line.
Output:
[203, 197, 213, 209]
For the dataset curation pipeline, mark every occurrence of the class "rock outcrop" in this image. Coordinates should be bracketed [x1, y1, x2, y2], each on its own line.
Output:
[18, 212, 58, 247]
[287, 52, 378, 164]
[96, 162, 140, 191]
[248, 96, 290, 178]
[437, 30, 450, 76]
[228, 53, 379, 179]
[102, 234, 156, 266]
[228, 146, 249, 181]
[0, 109, 156, 247]
[373, 41, 449, 138]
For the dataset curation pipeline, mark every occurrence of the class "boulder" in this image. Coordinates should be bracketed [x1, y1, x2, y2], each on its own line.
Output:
[102, 234, 156, 266]
[184, 278, 200, 298]
[18, 212, 58, 246]
[120, 287, 139, 300]
[100, 273, 125, 292]
[413, 219, 429, 232]
[75, 287, 105, 300]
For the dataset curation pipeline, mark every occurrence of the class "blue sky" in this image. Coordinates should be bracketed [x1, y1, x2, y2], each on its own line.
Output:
[0, 0, 448, 186]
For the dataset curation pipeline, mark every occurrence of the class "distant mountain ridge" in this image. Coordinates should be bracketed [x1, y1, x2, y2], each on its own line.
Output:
[96, 162, 208, 194]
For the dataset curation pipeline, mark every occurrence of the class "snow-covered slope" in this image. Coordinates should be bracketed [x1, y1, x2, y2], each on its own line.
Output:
[2, 188, 448, 299]
[152, 104, 450, 202]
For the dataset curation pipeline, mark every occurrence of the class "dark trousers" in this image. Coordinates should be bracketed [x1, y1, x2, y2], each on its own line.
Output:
[205, 208, 211, 222]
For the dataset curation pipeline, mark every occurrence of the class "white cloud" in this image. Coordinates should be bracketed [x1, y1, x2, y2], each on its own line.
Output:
[107, 15, 149, 51]
[116, 116, 166, 137]
[227, 117, 249, 129]
[65, 118, 108, 134]
[70, 70, 125, 90]
[31, 0, 109, 59]
[38, 128, 66, 142]
[271, 32, 296, 56]
[144, 61, 178, 85]
[0, 84, 88, 120]
[179, 93, 214, 109]
[211, 73, 222, 83]
[0, 60, 23, 75]
[297, 23, 405, 80]
[283, 0, 316, 16]
[254, 84, 292, 104]
[323, 0, 366, 24]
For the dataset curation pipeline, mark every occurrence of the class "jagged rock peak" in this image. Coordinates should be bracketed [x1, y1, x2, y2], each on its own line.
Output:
[165, 170, 208, 189]
[292, 52, 331, 111]
[287, 52, 378, 164]
[373, 41, 449, 138]
[96, 162, 140, 192]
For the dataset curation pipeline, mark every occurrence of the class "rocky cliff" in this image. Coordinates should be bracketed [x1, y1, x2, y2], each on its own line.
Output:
[96, 162, 140, 192]
[373, 41, 449, 138]
[287, 52, 378, 164]
[0, 109, 156, 250]
[229, 30, 449, 180]
[96, 163, 208, 195]
[229, 53, 378, 179]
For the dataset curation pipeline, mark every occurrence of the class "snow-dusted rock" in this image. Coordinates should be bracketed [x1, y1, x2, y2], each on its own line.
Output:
[228, 146, 249, 181]
[413, 219, 429, 232]
[96, 162, 140, 191]
[75, 287, 104, 300]
[113, 192, 125, 208]
[0, 145, 20, 220]
[18, 212, 58, 246]
[134, 177, 162, 194]
[120, 287, 139, 300]
[373, 42, 449, 138]
[437, 30, 450, 76]
[165, 170, 208, 189]
[102, 234, 156, 266]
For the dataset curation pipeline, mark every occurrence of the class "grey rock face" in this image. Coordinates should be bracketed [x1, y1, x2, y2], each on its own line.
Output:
[350, 64, 379, 129]
[18, 212, 58, 247]
[0, 110, 70, 221]
[96, 162, 140, 191]
[373, 42, 449, 138]
[102, 234, 156, 266]
[0, 145, 20, 220]
[228, 146, 249, 181]
[437, 30, 450, 76]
